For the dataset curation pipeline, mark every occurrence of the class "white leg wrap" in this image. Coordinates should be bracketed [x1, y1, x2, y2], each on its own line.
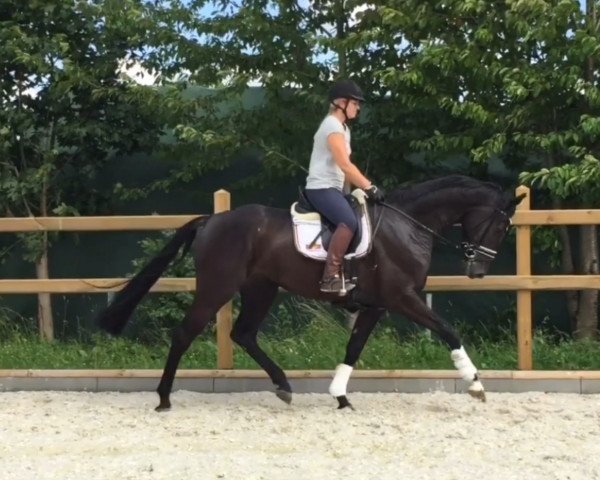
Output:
[450, 346, 478, 382]
[329, 364, 353, 397]
[469, 380, 484, 392]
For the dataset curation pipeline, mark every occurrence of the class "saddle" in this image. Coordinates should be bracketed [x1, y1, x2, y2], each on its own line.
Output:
[290, 189, 373, 261]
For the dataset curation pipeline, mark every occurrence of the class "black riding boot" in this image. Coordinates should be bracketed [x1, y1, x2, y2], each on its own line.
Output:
[320, 223, 356, 295]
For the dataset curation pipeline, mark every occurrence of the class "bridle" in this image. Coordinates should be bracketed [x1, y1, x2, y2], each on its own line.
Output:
[461, 207, 511, 261]
[373, 201, 511, 262]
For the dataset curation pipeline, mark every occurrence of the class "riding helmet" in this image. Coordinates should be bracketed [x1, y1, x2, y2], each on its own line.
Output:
[328, 79, 365, 102]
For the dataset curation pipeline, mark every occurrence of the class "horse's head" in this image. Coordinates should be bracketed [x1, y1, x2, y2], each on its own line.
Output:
[460, 191, 526, 278]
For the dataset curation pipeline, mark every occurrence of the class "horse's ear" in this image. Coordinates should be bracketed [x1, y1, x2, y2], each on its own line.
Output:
[513, 192, 527, 206]
[504, 192, 526, 214]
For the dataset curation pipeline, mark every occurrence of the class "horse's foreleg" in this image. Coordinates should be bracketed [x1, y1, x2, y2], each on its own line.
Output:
[391, 291, 486, 402]
[450, 345, 486, 401]
[230, 279, 292, 403]
[330, 307, 385, 409]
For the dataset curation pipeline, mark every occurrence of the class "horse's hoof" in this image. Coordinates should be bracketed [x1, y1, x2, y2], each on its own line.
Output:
[275, 388, 293, 405]
[335, 395, 355, 410]
[468, 389, 487, 402]
[155, 401, 171, 412]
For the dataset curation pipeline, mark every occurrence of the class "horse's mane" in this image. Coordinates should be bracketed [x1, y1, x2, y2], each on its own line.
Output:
[387, 175, 504, 207]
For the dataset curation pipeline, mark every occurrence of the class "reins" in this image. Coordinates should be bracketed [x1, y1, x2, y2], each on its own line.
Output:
[378, 201, 461, 250]
[372, 200, 507, 261]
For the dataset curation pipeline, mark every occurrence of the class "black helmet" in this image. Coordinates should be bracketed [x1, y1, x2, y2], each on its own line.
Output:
[328, 79, 365, 102]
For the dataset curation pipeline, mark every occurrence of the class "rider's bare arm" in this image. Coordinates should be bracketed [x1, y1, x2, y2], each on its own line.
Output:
[327, 133, 371, 190]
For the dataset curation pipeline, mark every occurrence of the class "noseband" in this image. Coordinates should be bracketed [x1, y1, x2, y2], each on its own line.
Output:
[461, 208, 511, 262]
[376, 201, 510, 262]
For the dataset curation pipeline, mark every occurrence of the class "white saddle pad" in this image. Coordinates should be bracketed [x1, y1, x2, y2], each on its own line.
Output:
[291, 189, 372, 261]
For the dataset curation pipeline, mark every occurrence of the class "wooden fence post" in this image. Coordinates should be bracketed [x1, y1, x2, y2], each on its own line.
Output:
[515, 185, 533, 369]
[214, 190, 234, 369]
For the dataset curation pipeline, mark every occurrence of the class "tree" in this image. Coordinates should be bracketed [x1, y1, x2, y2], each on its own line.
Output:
[374, 0, 600, 338]
[119, 0, 599, 339]
[131, 0, 423, 203]
[519, 0, 600, 339]
[0, 0, 191, 340]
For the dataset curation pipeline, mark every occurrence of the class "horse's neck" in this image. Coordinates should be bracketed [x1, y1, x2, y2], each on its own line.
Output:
[401, 189, 490, 232]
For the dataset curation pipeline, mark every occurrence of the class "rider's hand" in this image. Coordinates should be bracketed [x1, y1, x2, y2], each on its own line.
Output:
[364, 185, 385, 203]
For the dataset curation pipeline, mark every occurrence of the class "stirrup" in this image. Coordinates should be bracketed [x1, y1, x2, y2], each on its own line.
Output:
[319, 275, 356, 295]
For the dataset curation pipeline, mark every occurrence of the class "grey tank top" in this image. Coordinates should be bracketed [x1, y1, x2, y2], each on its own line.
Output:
[305, 115, 351, 191]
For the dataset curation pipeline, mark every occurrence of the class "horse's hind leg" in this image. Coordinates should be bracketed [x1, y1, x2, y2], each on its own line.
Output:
[391, 290, 486, 401]
[230, 278, 293, 404]
[156, 289, 234, 411]
[330, 307, 385, 409]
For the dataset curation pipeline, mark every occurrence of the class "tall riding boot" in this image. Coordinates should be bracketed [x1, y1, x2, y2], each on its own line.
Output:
[320, 223, 356, 294]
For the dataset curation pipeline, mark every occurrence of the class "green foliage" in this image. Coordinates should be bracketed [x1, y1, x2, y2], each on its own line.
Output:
[2, 321, 599, 370]
[533, 334, 600, 369]
[123, 1, 324, 193]
[373, 0, 599, 337]
[377, 0, 596, 172]
[531, 227, 563, 269]
[520, 155, 600, 204]
[3, 0, 600, 342]
[128, 0, 422, 195]
[0, 0, 194, 260]
[0, 302, 36, 338]
[123, 232, 196, 343]
[2, 289, 598, 370]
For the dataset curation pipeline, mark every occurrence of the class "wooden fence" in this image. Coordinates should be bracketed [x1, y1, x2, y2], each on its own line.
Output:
[1, 186, 600, 370]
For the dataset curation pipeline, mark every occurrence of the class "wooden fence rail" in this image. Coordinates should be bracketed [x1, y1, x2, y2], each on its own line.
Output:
[1, 186, 600, 370]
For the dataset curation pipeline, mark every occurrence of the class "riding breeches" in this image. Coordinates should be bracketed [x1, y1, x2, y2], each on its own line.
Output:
[304, 188, 358, 233]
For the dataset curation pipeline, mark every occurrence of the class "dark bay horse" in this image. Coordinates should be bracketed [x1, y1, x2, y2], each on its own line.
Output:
[96, 175, 525, 410]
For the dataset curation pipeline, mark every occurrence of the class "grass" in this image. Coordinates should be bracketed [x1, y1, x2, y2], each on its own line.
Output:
[1, 315, 599, 370]
[0, 298, 598, 370]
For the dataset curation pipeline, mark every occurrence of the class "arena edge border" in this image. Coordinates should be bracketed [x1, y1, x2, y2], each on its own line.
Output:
[1, 370, 599, 394]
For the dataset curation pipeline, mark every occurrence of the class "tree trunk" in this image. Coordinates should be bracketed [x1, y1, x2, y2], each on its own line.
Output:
[545, 157, 579, 332]
[36, 236, 54, 342]
[552, 201, 579, 332]
[334, 0, 347, 77]
[37, 175, 54, 341]
[574, 225, 599, 340]
[573, 1, 599, 340]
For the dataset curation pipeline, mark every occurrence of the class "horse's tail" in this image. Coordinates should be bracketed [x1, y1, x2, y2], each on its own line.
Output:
[96, 216, 209, 336]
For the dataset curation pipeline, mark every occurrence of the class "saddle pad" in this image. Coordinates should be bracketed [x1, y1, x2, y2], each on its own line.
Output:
[291, 190, 372, 261]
